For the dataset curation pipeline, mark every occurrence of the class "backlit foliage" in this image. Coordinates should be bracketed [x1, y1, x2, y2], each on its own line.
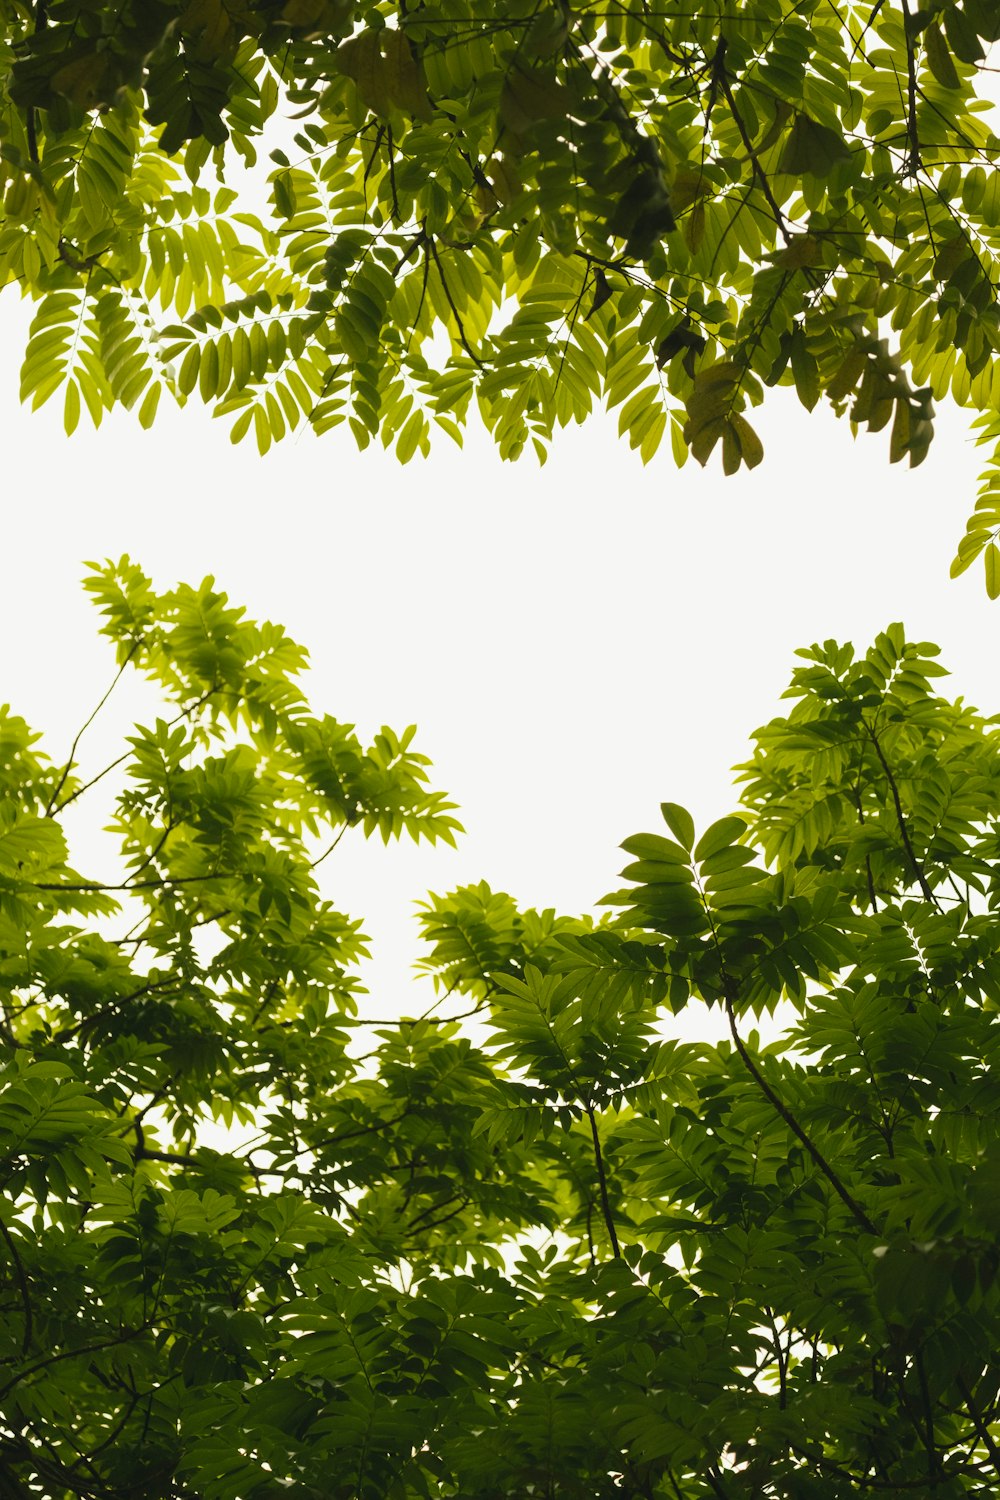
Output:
[3, 574, 1000, 1494]
[3, 3, 1000, 585]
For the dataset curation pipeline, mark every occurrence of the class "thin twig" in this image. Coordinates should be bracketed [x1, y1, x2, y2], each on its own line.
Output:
[0, 1326, 149, 1403]
[725, 989, 878, 1235]
[55, 686, 218, 815]
[309, 823, 348, 870]
[427, 237, 485, 367]
[957, 1376, 1000, 1483]
[45, 644, 139, 816]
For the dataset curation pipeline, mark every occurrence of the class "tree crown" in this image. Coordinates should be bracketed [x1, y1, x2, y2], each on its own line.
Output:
[3, 568, 1000, 1495]
[3, 3, 1000, 585]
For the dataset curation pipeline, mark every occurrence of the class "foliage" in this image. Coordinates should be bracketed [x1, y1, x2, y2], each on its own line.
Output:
[2, 570, 1000, 1495]
[3, 3, 1000, 584]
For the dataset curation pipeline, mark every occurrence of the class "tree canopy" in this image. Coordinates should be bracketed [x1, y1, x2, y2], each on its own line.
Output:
[3, 2, 1000, 585]
[4, 564, 1000, 1496]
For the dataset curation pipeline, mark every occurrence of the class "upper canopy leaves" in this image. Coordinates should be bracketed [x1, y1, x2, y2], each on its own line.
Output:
[3, 2, 1000, 584]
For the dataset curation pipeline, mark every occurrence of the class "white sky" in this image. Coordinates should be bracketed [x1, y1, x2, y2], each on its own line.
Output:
[2, 298, 997, 1037]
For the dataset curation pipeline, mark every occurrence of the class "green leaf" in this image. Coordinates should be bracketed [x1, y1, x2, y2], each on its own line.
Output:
[694, 816, 747, 862]
[778, 113, 851, 177]
[985, 541, 1000, 599]
[660, 803, 695, 852]
[924, 22, 961, 89]
[63, 378, 80, 436]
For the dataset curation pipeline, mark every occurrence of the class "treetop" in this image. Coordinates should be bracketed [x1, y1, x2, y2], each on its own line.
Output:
[4, 3, 1000, 585]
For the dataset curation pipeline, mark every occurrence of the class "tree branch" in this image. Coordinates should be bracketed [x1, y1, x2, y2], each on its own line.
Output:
[715, 43, 792, 247]
[428, 237, 485, 367]
[899, 0, 922, 176]
[724, 989, 878, 1235]
[866, 727, 936, 904]
[586, 1103, 621, 1258]
[45, 645, 139, 816]
[23, 0, 48, 167]
[54, 685, 219, 814]
[0, 1326, 149, 1403]
[0, 1217, 32, 1355]
[957, 1376, 1000, 1484]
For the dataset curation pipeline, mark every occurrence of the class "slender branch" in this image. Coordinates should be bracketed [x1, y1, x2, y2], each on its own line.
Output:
[54, 974, 181, 1044]
[767, 1308, 787, 1409]
[134, 1142, 293, 1179]
[915, 1349, 942, 1481]
[133, 1144, 197, 1169]
[957, 1376, 1000, 1483]
[724, 990, 878, 1235]
[309, 823, 348, 870]
[122, 817, 176, 886]
[585, 1103, 621, 1258]
[406, 1191, 466, 1231]
[785, 1439, 954, 1491]
[119, 1078, 177, 1124]
[54, 685, 218, 814]
[866, 728, 936, 903]
[715, 43, 792, 246]
[45, 645, 139, 816]
[0, 1218, 33, 1355]
[391, 226, 426, 278]
[0, 1326, 149, 1402]
[23, 0, 48, 166]
[306, 1106, 413, 1153]
[31, 870, 235, 894]
[362, 123, 385, 195]
[705, 1466, 730, 1499]
[403, 1200, 470, 1240]
[427, 237, 485, 367]
[899, 0, 922, 176]
[386, 124, 400, 222]
[71, 1390, 142, 1468]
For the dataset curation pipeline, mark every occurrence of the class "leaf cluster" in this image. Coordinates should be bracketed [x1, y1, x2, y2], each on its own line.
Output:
[3, 573, 1000, 1494]
[4, 4, 1000, 583]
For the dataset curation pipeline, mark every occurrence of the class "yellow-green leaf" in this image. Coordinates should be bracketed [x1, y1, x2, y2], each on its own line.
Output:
[63, 378, 80, 436]
[731, 413, 764, 469]
[986, 541, 1000, 599]
[925, 22, 961, 90]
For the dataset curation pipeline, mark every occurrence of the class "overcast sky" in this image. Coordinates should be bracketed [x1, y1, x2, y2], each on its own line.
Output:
[2, 298, 997, 1035]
